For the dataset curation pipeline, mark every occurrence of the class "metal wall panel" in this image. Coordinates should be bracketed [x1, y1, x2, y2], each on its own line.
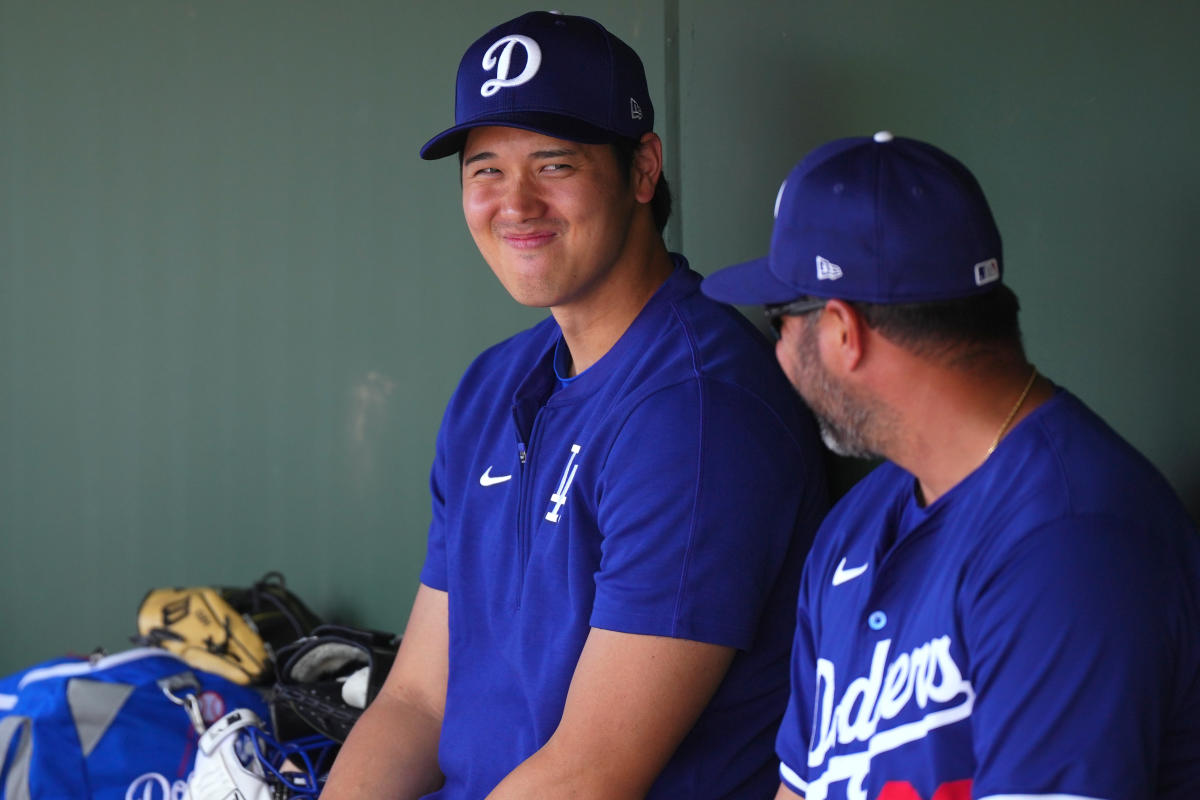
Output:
[2, 0, 1197, 673]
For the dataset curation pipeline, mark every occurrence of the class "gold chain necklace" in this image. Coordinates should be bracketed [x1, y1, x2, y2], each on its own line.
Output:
[986, 366, 1038, 457]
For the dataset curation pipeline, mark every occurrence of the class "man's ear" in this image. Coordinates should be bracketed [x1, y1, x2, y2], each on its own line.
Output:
[631, 132, 663, 204]
[819, 299, 868, 373]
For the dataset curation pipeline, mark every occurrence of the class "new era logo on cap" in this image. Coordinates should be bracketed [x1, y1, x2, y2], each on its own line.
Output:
[817, 256, 843, 281]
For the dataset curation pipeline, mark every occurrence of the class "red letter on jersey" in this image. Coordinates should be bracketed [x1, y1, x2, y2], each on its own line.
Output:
[877, 779, 972, 800]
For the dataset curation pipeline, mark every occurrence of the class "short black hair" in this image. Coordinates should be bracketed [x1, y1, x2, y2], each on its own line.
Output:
[611, 137, 672, 234]
[848, 284, 1025, 364]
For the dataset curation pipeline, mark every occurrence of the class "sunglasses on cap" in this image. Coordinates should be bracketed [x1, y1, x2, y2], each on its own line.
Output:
[763, 297, 828, 339]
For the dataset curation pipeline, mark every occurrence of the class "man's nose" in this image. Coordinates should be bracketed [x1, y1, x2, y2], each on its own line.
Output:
[498, 175, 546, 221]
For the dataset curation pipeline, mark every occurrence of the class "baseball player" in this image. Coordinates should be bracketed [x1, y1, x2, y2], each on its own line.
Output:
[701, 132, 1200, 800]
[321, 11, 828, 799]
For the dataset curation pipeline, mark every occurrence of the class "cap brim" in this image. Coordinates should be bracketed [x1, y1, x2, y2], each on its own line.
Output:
[700, 256, 807, 306]
[419, 112, 627, 160]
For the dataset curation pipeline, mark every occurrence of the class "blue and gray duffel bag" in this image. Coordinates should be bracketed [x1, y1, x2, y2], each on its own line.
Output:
[0, 648, 268, 799]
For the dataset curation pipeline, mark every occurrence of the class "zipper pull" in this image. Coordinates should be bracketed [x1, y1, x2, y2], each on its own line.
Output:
[518, 443, 527, 465]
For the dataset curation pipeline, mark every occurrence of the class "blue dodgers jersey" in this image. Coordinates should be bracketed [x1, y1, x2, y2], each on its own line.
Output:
[421, 259, 828, 799]
[778, 390, 1200, 800]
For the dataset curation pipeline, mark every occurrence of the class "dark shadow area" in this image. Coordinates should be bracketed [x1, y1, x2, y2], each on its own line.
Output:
[826, 450, 881, 506]
[1181, 481, 1200, 529]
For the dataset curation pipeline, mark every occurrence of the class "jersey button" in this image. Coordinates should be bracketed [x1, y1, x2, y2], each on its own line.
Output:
[868, 610, 887, 630]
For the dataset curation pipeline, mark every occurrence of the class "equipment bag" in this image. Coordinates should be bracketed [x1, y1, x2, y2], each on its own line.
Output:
[0, 648, 268, 800]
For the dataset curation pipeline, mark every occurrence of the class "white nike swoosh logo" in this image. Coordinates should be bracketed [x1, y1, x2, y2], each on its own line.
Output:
[832, 557, 868, 586]
[479, 466, 512, 487]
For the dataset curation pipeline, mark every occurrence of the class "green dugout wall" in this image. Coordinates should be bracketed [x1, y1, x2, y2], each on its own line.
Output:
[2, 1, 1198, 673]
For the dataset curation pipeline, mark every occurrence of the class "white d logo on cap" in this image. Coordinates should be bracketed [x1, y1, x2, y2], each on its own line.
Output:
[774, 179, 788, 219]
[481, 35, 542, 97]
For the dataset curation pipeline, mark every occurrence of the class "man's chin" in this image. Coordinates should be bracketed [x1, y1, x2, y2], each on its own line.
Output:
[818, 422, 878, 461]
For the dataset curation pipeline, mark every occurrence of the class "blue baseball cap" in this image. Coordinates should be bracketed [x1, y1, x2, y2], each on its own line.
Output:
[419, 11, 655, 160]
[701, 132, 1003, 306]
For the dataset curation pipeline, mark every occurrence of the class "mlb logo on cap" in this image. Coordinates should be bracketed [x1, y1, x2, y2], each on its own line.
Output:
[420, 11, 655, 160]
[701, 131, 1004, 306]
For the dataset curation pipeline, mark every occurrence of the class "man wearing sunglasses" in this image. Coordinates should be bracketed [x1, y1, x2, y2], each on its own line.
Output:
[702, 131, 1200, 800]
[321, 11, 828, 800]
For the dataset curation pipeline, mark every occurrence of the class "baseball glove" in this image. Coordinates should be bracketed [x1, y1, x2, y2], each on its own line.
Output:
[134, 571, 323, 686]
[270, 624, 400, 742]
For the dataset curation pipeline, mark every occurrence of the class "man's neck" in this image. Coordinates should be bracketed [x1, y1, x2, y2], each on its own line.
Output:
[551, 240, 675, 377]
[880, 358, 1052, 506]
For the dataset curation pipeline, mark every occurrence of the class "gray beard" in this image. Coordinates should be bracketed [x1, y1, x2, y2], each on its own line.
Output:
[813, 406, 880, 460]
[792, 317, 885, 461]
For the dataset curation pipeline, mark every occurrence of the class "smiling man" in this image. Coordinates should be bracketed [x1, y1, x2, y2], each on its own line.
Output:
[320, 11, 828, 800]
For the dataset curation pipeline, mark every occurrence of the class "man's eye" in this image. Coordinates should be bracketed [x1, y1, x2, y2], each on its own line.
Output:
[542, 163, 572, 173]
[472, 167, 500, 176]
